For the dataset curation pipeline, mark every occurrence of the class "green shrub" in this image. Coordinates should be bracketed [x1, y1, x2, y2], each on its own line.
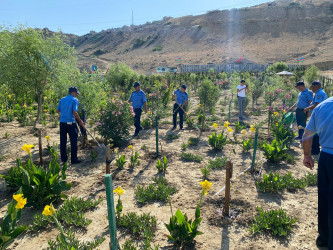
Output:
[141, 118, 152, 130]
[152, 46, 163, 52]
[181, 143, 188, 151]
[188, 137, 199, 146]
[271, 121, 294, 147]
[47, 229, 105, 250]
[241, 138, 253, 152]
[30, 197, 103, 231]
[261, 139, 287, 162]
[166, 133, 180, 141]
[235, 121, 248, 133]
[208, 132, 227, 150]
[0, 147, 71, 208]
[250, 207, 297, 237]
[180, 152, 203, 162]
[304, 172, 317, 186]
[207, 157, 227, 169]
[116, 154, 126, 169]
[156, 156, 168, 174]
[133, 38, 145, 49]
[135, 178, 177, 204]
[201, 166, 211, 179]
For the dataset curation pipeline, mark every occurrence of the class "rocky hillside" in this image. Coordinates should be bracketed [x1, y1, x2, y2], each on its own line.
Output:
[65, 0, 333, 73]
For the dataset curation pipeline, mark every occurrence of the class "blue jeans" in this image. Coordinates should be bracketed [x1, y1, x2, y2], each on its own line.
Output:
[238, 96, 246, 120]
[60, 122, 78, 163]
[296, 108, 308, 140]
[318, 151, 333, 249]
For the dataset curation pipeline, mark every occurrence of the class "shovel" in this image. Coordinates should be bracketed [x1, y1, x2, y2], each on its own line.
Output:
[77, 122, 106, 154]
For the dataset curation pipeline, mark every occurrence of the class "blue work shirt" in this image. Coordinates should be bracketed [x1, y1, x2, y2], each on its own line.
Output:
[306, 97, 333, 155]
[311, 88, 327, 105]
[129, 89, 147, 109]
[297, 88, 313, 109]
[174, 89, 189, 105]
[57, 95, 79, 123]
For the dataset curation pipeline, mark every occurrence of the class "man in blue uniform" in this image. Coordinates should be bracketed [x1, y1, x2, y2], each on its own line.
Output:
[56, 87, 84, 164]
[304, 81, 327, 155]
[172, 84, 189, 130]
[129, 82, 147, 136]
[288, 81, 313, 141]
[303, 96, 333, 249]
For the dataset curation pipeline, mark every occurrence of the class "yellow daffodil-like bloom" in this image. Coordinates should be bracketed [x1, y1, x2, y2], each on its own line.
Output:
[13, 194, 24, 202]
[102, 91, 106, 95]
[8, 95, 11, 99]
[250, 125, 255, 132]
[44, 96, 47, 100]
[8, 110, 11, 113]
[283, 109, 287, 114]
[188, 141, 192, 144]
[113, 186, 125, 196]
[44, 109, 48, 113]
[45, 136, 50, 140]
[42, 204, 56, 216]
[198, 104, 201, 108]
[224, 121, 230, 128]
[114, 148, 119, 153]
[241, 129, 247, 135]
[128, 145, 133, 149]
[21, 144, 34, 154]
[23, 104, 27, 108]
[147, 111, 152, 115]
[200, 180, 212, 195]
[273, 111, 279, 116]
[15, 196, 27, 209]
[213, 123, 218, 129]
[228, 127, 233, 133]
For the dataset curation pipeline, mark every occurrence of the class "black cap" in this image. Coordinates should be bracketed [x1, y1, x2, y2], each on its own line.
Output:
[294, 81, 305, 87]
[134, 82, 140, 88]
[68, 86, 80, 94]
[311, 81, 321, 86]
[240, 79, 245, 83]
[181, 84, 187, 90]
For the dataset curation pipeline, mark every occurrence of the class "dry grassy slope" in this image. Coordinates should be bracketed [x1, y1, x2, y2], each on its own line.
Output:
[70, 0, 333, 73]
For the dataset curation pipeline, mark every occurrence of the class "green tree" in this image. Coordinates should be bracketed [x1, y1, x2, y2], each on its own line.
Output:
[267, 62, 289, 73]
[304, 65, 319, 85]
[198, 80, 220, 130]
[0, 26, 76, 129]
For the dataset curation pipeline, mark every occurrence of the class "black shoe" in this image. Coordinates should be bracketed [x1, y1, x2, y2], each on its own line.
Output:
[316, 236, 328, 247]
[180, 127, 184, 131]
[71, 160, 82, 165]
[171, 127, 176, 130]
[133, 133, 139, 137]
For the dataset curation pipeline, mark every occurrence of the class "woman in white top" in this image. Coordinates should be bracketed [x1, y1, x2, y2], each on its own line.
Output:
[236, 80, 249, 121]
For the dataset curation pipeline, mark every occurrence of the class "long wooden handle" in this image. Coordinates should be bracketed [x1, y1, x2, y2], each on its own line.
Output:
[82, 125, 102, 148]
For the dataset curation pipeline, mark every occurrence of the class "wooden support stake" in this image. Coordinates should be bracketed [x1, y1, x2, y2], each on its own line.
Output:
[105, 174, 118, 250]
[106, 145, 111, 174]
[38, 129, 43, 166]
[224, 161, 233, 216]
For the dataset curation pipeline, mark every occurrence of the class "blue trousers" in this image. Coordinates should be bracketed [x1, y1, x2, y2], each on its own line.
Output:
[60, 122, 78, 163]
[318, 151, 333, 249]
[173, 103, 184, 129]
[296, 108, 307, 140]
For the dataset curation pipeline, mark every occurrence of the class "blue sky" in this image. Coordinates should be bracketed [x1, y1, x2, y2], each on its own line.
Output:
[1, 0, 270, 35]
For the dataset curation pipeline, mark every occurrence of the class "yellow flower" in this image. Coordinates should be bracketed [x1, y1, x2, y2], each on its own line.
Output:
[44, 109, 48, 113]
[102, 91, 106, 95]
[224, 121, 230, 128]
[250, 125, 255, 132]
[8, 109, 11, 113]
[200, 180, 212, 195]
[198, 104, 201, 108]
[113, 186, 125, 196]
[15, 197, 27, 209]
[128, 145, 133, 149]
[114, 148, 119, 153]
[21, 144, 34, 154]
[45, 136, 50, 140]
[213, 123, 218, 129]
[273, 111, 279, 116]
[147, 111, 152, 115]
[188, 141, 192, 144]
[8, 95, 11, 99]
[42, 204, 56, 216]
[13, 194, 24, 202]
[23, 104, 27, 108]
[44, 96, 47, 100]
[228, 127, 233, 133]
[241, 129, 246, 135]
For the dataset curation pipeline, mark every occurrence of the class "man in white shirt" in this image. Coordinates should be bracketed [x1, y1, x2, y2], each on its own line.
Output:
[236, 79, 249, 121]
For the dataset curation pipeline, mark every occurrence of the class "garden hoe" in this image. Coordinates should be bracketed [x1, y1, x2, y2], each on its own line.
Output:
[175, 100, 201, 133]
[81, 125, 106, 155]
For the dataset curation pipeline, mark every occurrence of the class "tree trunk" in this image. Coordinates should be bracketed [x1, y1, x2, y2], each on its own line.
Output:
[33, 90, 42, 130]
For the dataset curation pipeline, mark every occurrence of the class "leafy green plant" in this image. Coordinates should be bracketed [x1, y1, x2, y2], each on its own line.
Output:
[90, 150, 98, 162]
[117, 212, 157, 248]
[304, 172, 317, 186]
[261, 139, 287, 162]
[208, 132, 227, 150]
[241, 138, 253, 152]
[166, 133, 180, 141]
[181, 143, 188, 151]
[180, 152, 203, 162]
[235, 121, 247, 133]
[30, 197, 103, 231]
[250, 207, 297, 237]
[116, 154, 126, 170]
[4, 132, 9, 139]
[135, 178, 177, 204]
[0, 146, 71, 208]
[207, 157, 227, 170]
[0, 189, 27, 249]
[271, 120, 294, 147]
[129, 146, 140, 168]
[141, 118, 152, 130]
[165, 180, 212, 247]
[141, 144, 148, 150]
[188, 137, 199, 147]
[156, 156, 168, 174]
[201, 166, 211, 179]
